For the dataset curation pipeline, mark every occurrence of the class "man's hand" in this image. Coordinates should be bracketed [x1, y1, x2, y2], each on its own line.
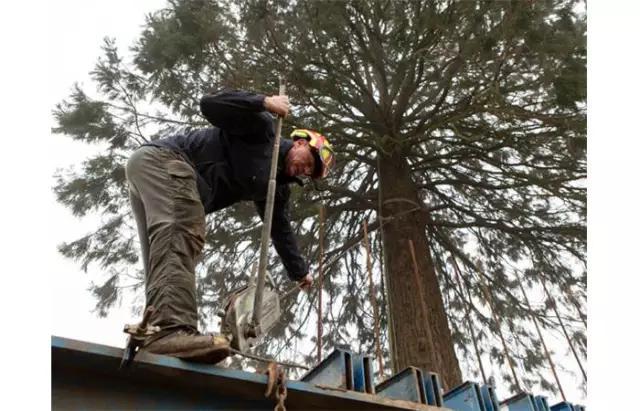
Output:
[264, 95, 290, 117]
[297, 274, 313, 292]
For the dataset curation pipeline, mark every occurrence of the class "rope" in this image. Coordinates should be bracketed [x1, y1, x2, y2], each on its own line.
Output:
[450, 259, 488, 385]
[452, 256, 522, 392]
[514, 272, 566, 401]
[408, 239, 446, 389]
[539, 274, 587, 382]
[363, 220, 385, 380]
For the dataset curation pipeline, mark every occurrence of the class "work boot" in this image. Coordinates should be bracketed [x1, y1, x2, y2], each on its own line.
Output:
[141, 328, 231, 364]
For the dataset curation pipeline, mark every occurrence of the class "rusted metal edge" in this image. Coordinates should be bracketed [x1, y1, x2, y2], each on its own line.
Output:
[52, 336, 451, 411]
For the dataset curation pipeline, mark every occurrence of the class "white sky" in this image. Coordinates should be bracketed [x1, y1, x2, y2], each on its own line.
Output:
[47, 0, 168, 348]
[4, 0, 640, 409]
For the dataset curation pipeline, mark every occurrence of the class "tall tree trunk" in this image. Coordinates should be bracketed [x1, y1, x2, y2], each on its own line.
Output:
[378, 147, 462, 389]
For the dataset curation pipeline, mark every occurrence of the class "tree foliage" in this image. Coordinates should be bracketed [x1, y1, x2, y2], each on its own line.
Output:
[52, 0, 586, 396]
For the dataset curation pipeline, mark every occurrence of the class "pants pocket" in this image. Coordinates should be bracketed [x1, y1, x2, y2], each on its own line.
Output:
[166, 159, 205, 248]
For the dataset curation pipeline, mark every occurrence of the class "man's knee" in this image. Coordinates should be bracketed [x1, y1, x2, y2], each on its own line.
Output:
[125, 147, 147, 183]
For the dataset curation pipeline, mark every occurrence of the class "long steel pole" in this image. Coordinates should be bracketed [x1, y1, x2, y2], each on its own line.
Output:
[250, 78, 286, 336]
[364, 220, 384, 380]
[317, 205, 325, 362]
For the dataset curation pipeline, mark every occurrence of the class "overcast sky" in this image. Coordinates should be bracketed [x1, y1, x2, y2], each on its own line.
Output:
[48, 0, 168, 348]
[19, 1, 640, 408]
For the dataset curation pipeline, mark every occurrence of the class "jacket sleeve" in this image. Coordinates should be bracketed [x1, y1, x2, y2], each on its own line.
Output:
[254, 185, 308, 281]
[200, 89, 271, 138]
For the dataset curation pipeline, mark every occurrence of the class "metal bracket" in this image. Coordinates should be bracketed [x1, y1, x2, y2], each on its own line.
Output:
[550, 402, 585, 411]
[301, 349, 374, 394]
[375, 366, 444, 406]
[376, 367, 424, 404]
[120, 306, 159, 368]
[533, 395, 551, 411]
[443, 381, 487, 411]
[500, 392, 537, 411]
[480, 384, 500, 411]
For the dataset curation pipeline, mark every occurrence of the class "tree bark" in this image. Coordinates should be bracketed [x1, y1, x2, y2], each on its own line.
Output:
[378, 147, 462, 389]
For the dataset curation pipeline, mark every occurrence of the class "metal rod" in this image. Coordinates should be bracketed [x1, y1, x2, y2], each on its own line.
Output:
[408, 239, 444, 387]
[539, 274, 587, 382]
[229, 347, 309, 370]
[363, 220, 384, 380]
[317, 205, 325, 363]
[376, 154, 397, 373]
[450, 258, 488, 385]
[515, 272, 566, 401]
[251, 77, 286, 335]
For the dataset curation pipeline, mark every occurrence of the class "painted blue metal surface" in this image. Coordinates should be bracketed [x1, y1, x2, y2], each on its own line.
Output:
[376, 367, 426, 403]
[479, 385, 500, 411]
[443, 381, 486, 411]
[533, 395, 551, 411]
[351, 352, 375, 393]
[550, 401, 577, 411]
[301, 349, 353, 390]
[52, 336, 449, 410]
[301, 349, 375, 394]
[422, 371, 444, 406]
[53, 335, 589, 411]
[500, 392, 537, 411]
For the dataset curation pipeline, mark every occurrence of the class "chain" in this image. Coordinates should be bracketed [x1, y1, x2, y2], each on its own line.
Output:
[274, 368, 287, 411]
[264, 363, 287, 411]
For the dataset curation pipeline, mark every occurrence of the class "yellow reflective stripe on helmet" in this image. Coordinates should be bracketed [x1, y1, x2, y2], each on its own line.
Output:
[320, 146, 333, 162]
[291, 130, 310, 139]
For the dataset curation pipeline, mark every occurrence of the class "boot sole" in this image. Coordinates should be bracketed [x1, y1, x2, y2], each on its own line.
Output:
[176, 345, 231, 364]
[141, 343, 231, 365]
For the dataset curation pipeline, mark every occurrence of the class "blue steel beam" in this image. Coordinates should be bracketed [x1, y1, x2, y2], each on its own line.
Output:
[533, 395, 551, 411]
[479, 385, 500, 411]
[301, 349, 355, 390]
[500, 392, 539, 411]
[375, 367, 444, 407]
[52, 336, 447, 410]
[550, 402, 579, 411]
[422, 371, 444, 407]
[300, 349, 375, 394]
[351, 352, 375, 393]
[443, 381, 486, 411]
[376, 367, 427, 404]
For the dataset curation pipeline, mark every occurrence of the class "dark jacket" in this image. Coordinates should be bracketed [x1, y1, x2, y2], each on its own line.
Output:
[144, 90, 308, 281]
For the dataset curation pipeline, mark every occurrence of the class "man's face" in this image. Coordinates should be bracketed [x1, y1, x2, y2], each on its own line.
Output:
[285, 139, 316, 177]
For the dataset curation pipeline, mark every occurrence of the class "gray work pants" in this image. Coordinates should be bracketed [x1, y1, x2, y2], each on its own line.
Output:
[125, 146, 205, 336]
